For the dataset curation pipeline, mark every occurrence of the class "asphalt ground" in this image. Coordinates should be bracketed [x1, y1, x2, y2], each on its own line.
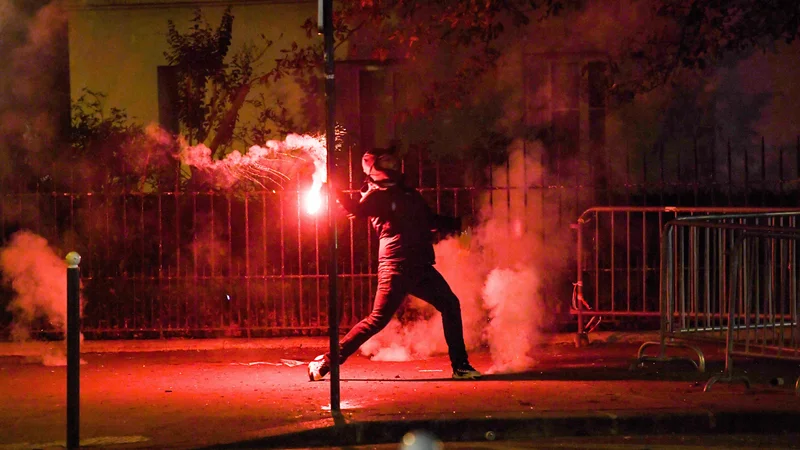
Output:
[305, 434, 800, 450]
[1, 333, 799, 449]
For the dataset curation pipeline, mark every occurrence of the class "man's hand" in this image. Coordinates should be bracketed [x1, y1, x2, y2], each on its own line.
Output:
[334, 190, 351, 205]
[335, 190, 359, 218]
[431, 215, 462, 236]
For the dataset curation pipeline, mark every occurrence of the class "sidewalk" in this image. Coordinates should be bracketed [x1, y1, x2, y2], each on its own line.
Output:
[2, 332, 800, 449]
[207, 335, 800, 449]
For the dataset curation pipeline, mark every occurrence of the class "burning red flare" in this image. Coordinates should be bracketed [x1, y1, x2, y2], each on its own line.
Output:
[304, 184, 324, 214]
[180, 132, 335, 215]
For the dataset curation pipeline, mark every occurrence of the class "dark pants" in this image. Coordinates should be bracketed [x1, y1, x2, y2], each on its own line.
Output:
[329, 262, 469, 370]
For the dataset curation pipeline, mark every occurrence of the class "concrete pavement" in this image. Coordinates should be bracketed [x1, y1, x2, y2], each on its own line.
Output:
[1, 333, 800, 449]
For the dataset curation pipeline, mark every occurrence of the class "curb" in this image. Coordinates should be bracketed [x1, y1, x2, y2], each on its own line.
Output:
[0, 331, 660, 357]
[0, 337, 330, 357]
[200, 410, 800, 449]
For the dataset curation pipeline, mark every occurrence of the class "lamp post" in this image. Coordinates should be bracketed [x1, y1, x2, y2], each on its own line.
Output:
[321, 0, 340, 412]
[66, 252, 82, 449]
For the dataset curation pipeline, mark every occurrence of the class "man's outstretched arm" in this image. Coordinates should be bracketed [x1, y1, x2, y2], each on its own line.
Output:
[335, 191, 360, 217]
[335, 190, 387, 218]
[431, 214, 462, 236]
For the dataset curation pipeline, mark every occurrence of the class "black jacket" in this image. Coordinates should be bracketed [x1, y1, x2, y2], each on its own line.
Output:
[338, 178, 461, 265]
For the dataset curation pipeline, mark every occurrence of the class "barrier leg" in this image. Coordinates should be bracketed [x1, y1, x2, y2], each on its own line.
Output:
[633, 340, 706, 373]
[704, 236, 750, 392]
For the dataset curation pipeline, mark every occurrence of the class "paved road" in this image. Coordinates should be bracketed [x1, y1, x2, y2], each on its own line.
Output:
[309, 434, 800, 450]
[1, 337, 799, 449]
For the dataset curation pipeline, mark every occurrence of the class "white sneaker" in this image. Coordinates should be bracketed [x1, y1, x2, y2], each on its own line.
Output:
[307, 354, 330, 381]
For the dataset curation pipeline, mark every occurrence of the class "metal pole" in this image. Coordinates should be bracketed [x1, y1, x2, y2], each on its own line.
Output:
[574, 221, 584, 345]
[322, 0, 340, 412]
[66, 251, 82, 449]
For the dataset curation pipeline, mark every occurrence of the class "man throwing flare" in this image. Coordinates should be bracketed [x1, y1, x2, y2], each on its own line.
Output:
[308, 146, 481, 381]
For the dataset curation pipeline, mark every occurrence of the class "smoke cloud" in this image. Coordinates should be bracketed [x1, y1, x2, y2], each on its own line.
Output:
[180, 133, 326, 188]
[0, 0, 68, 188]
[0, 231, 76, 346]
[359, 141, 561, 374]
[361, 302, 446, 362]
[0, 230, 86, 365]
[482, 266, 542, 372]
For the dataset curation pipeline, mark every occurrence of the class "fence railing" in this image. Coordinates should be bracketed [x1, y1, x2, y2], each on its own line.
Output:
[0, 187, 484, 338]
[634, 212, 800, 393]
[3, 133, 800, 339]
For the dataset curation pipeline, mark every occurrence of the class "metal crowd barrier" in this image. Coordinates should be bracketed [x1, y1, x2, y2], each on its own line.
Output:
[634, 212, 800, 393]
[571, 206, 798, 346]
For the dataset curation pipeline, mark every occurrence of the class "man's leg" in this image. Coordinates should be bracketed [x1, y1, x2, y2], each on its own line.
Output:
[309, 263, 409, 380]
[409, 265, 475, 375]
[338, 263, 409, 361]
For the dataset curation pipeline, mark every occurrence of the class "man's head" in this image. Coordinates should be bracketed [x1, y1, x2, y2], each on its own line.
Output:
[361, 147, 400, 180]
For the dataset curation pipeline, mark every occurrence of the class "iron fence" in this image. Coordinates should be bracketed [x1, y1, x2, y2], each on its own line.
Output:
[2, 136, 800, 338]
[0, 186, 486, 338]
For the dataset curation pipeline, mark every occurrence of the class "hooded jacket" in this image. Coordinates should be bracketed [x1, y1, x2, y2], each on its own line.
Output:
[338, 177, 461, 265]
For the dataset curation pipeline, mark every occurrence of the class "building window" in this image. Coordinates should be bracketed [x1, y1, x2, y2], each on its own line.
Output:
[525, 55, 608, 186]
[157, 65, 180, 135]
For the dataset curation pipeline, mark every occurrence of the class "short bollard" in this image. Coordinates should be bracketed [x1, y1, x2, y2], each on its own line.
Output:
[66, 252, 81, 450]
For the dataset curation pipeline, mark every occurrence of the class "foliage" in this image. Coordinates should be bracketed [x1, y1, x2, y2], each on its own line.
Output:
[326, 0, 583, 114]
[70, 90, 140, 156]
[70, 89, 178, 191]
[610, 0, 800, 101]
[317, 1, 799, 107]
[160, 2, 586, 157]
[164, 7, 325, 155]
[164, 7, 236, 150]
[158, 0, 800, 176]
